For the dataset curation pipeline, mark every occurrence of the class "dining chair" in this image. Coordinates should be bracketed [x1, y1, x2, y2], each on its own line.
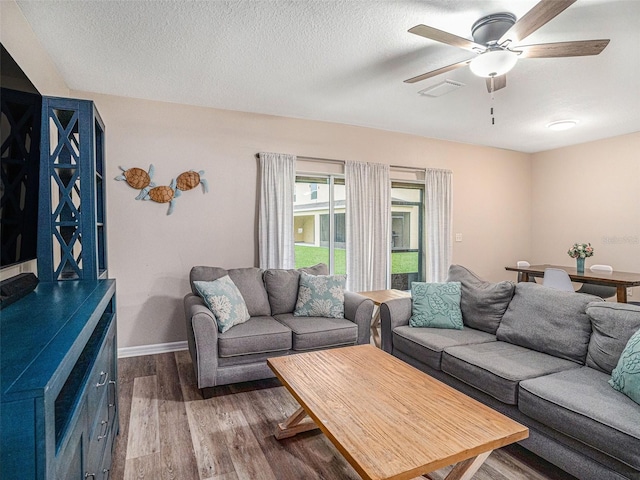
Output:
[576, 264, 617, 299]
[516, 260, 537, 283]
[543, 268, 574, 292]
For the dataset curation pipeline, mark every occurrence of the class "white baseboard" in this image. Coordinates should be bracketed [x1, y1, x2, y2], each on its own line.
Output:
[118, 341, 188, 358]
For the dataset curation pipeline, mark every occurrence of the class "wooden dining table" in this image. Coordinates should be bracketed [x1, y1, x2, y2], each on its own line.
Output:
[505, 264, 640, 303]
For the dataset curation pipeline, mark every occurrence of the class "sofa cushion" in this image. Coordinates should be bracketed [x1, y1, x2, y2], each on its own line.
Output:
[442, 341, 580, 405]
[446, 264, 515, 334]
[190, 266, 271, 317]
[409, 282, 463, 329]
[496, 282, 602, 364]
[264, 263, 328, 315]
[193, 276, 250, 333]
[610, 327, 640, 405]
[294, 272, 346, 318]
[587, 302, 640, 374]
[217, 316, 292, 357]
[392, 325, 496, 370]
[519, 366, 640, 470]
[274, 313, 357, 351]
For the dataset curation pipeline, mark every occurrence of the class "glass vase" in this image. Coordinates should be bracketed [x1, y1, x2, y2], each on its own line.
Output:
[576, 257, 585, 274]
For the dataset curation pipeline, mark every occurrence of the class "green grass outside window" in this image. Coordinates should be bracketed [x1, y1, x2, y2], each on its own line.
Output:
[294, 245, 418, 275]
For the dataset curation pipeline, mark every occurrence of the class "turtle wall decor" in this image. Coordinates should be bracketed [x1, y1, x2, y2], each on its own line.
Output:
[114, 165, 207, 215]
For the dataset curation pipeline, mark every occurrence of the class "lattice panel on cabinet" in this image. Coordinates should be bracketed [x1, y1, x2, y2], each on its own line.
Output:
[38, 97, 107, 281]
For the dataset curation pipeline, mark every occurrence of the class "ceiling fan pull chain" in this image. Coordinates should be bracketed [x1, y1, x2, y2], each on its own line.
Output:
[490, 76, 496, 125]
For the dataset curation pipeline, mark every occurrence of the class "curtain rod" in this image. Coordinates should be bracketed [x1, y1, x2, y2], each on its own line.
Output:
[255, 153, 344, 165]
[255, 153, 430, 173]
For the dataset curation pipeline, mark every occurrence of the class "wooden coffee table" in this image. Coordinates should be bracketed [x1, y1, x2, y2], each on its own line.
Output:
[268, 345, 528, 480]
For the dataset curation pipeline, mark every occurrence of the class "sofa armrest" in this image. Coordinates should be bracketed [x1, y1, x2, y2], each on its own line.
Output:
[344, 291, 374, 345]
[380, 297, 412, 353]
[184, 293, 220, 389]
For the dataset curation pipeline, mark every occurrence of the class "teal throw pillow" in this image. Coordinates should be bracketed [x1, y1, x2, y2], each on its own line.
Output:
[294, 272, 346, 318]
[609, 327, 640, 405]
[410, 282, 463, 330]
[193, 275, 250, 333]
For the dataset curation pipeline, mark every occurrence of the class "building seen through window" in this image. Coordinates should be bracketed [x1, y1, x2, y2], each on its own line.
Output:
[293, 175, 424, 286]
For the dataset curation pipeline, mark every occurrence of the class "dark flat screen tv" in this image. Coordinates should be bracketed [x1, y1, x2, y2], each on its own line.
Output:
[1, 44, 42, 269]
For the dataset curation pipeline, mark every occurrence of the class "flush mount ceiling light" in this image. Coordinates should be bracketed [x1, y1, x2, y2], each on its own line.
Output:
[469, 49, 518, 78]
[547, 120, 578, 131]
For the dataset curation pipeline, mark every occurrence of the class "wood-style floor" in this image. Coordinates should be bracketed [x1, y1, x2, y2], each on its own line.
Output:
[111, 351, 577, 480]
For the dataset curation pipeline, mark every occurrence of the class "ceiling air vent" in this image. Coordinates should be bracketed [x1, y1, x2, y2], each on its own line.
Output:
[418, 80, 465, 97]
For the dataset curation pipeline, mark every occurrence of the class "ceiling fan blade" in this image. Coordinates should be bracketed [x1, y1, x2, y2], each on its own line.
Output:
[404, 59, 471, 84]
[486, 75, 507, 93]
[499, 0, 577, 44]
[409, 25, 485, 53]
[517, 39, 610, 58]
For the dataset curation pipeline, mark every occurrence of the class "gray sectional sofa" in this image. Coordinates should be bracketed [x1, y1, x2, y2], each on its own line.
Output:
[380, 265, 640, 480]
[184, 263, 374, 389]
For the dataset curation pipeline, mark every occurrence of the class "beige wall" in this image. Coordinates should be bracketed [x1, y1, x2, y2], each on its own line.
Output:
[6, 0, 638, 350]
[68, 91, 532, 348]
[0, 0, 532, 350]
[531, 132, 640, 297]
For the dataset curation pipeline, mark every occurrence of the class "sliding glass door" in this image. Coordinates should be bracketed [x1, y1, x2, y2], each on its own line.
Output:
[391, 183, 424, 289]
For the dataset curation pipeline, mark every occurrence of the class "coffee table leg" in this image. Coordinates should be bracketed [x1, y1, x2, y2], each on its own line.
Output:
[371, 307, 381, 348]
[275, 406, 319, 440]
[438, 450, 492, 480]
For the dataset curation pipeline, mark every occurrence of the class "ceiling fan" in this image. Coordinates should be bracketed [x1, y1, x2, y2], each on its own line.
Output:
[405, 0, 609, 93]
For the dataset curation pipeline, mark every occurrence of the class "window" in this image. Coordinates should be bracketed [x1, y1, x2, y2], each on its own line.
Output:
[293, 170, 426, 285]
[390, 183, 424, 290]
[294, 175, 345, 274]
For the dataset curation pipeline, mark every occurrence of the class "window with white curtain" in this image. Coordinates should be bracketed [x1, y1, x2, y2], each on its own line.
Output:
[290, 161, 445, 287]
[293, 174, 346, 274]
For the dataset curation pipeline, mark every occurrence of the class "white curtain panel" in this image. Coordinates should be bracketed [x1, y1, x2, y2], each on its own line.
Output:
[426, 168, 453, 282]
[345, 161, 390, 292]
[258, 152, 296, 269]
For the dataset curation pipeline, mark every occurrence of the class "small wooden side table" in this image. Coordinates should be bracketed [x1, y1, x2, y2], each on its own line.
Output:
[358, 289, 411, 347]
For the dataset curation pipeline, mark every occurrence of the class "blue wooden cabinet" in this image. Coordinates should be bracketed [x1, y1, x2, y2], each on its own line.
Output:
[0, 280, 118, 479]
[38, 97, 107, 281]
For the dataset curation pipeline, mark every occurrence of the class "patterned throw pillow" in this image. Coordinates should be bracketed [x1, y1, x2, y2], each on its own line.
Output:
[609, 327, 640, 405]
[293, 272, 346, 318]
[193, 275, 250, 333]
[409, 282, 463, 329]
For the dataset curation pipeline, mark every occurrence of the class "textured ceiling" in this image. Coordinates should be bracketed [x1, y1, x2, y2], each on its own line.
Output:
[15, 0, 640, 153]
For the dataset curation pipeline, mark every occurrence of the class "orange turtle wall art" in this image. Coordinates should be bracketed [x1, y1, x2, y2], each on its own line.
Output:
[176, 170, 208, 193]
[114, 164, 155, 199]
[114, 164, 207, 215]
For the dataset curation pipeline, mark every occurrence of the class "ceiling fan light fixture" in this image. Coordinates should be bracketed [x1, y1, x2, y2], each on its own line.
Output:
[469, 50, 518, 78]
[547, 120, 578, 131]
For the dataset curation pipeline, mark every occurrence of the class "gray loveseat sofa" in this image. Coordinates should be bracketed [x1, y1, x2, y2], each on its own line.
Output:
[184, 263, 374, 389]
[380, 265, 640, 480]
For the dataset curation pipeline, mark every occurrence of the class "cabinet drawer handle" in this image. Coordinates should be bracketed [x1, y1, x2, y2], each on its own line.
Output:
[96, 371, 108, 387]
[108, 379, 117, 407]
[102, 468, 110, 479]
[97, 419, 109, 440]
[85, 474, 96, 479]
